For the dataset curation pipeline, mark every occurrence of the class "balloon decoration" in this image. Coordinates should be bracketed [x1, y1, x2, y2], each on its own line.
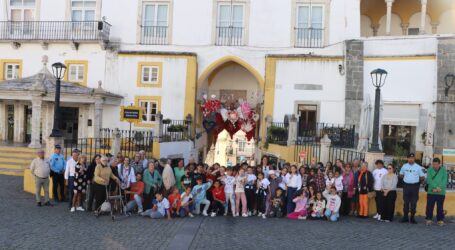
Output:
[201, 94, 259, 141]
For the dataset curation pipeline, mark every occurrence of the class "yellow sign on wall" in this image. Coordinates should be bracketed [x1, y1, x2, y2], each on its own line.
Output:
[120, 106, 142, 123]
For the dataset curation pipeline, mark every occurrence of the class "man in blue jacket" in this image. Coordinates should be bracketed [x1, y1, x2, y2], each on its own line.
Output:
[50, 145, 66, 202]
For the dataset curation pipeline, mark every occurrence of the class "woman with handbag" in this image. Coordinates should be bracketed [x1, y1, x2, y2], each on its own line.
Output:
[143, 162, 163, 210]
[356, 162, 374, 218]
[381, 164, 398, 222]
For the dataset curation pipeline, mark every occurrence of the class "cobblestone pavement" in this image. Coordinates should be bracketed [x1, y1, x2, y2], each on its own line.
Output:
[1, 175, 455, 250]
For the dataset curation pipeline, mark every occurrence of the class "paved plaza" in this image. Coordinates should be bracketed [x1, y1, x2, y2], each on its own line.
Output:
[0, 175, 454, 250]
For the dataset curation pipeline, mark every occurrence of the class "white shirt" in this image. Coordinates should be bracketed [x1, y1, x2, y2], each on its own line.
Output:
[325, 176, 335, 188]
[222, 176, 235, 194]
[118, 165, 136, 189]
[285, 173, 302, 190]
[262, 165, 271, 179]
[180, 192, 193, 204]
[64, 158, 77, 180]
[246, 174, 257, 185]
[373, 168, 388, 191]
[279, 175, 288, 190]
[334, 176, 344, 191]
[258, 178, 270, 189]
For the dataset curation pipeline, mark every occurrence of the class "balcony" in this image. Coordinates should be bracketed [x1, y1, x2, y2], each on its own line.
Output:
[0, 21, 111, 43]
[140, 26, 168, 45]
[215, 26, 244, 46]
[294, 27, 324, 48]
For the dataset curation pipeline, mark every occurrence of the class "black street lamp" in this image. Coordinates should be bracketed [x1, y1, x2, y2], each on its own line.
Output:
[445, 74, 455, 97]
[369, 68, 387, 152]
[50, 62, 67, 138]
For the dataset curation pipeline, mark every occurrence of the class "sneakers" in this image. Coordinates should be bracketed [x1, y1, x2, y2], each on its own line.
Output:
[426, 220, 433, 226]
[76, 206, 85, 211]
[70, 207, 76, 212]
[377, 215, 381, 221]
[44, 201, 53, 207]
[298, 216, 307, 220]
[242, 213, 248, 217]
[437, 221, 445, 226]
[262, 214, 267, 219]
[37, 202, 42, 207]
[400, 217, 409, 223]
[202, 211, 208, 216]
[373, 213, 379, 219]
[257, 212, 263, 217]
[233, 213, 239, 217]
[138, 208, 143, 214]
[211, 212, 217, 217]
[223, 212, 228, 216]
[188, 213, 194, 218]
[248, 211, 252, 216]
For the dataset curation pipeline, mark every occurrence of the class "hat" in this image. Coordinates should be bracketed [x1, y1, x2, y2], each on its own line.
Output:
[407, 153, 415, 158]
[72, 148, 80, 154]
[268, 170, 276, 176]
[55, 144, 62, 149]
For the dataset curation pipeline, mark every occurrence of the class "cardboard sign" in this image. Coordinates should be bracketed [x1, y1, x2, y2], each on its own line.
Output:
[120, 106, 142, 123]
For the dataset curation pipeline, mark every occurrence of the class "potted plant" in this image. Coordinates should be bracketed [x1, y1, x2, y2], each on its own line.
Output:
[162, 118, 172, 124]
[167, 124, 186, 133]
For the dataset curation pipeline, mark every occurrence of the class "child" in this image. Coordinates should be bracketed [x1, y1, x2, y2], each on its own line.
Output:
[323, 186, 341, 222]
[310, 192, 326, 219]
[287, 189, 308, 220]
[219, 168, 236, 216]
[180, 186, 194, 218]
[191, 177, 213, 216]
[333, 170, 344, 195]
[168, 187, 181, 217]
[245, 166, 257, 216]
[210, 180, 226, 217]
[325, 171, 334, 189]
[235, 168, 248, 217]
[181, 168, 193, 189]
[256, 172, 270, 219]
[141, 191, 171, 219]
[269, 188, 284, 218]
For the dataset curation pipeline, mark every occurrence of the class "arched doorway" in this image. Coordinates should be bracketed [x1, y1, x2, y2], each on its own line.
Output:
[195, 56, 264, 166]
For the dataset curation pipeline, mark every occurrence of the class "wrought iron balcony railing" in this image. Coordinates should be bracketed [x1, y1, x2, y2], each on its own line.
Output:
[140, 26, 168, 45]
[0, 21, 111, 42]
[295, 27, 324, 48]
[216, 26, 244, 46]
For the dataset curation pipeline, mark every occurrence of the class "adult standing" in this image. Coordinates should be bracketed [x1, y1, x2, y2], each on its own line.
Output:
[162, 162, 176, 196]
[93, 156, 119, 212]
[30, 150, 52, 207]
[71, 155, 88, 212]
[285, 165, 302, 214]
[118, 157, 136, 190]
[174, 159, 185, 192]
[261, 156, 271, 179]
[131, 153, 143, 175]
[399, 153, 425, 224]
[425, 158, 448, 226]
[86, 154, 101, 212]
[139, 150, 149, 171]
[49, 145, 66, 202]
[64, 149, 79, 208]
[356, 162, 373, 218]
[381, 164, 398, 222]
[340, 163, 355, 216]
[372, 160, 388, 221]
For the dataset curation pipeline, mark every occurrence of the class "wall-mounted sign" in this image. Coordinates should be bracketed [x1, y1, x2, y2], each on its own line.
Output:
[443, 148, 455, 157]
[120, 106, 142, 123]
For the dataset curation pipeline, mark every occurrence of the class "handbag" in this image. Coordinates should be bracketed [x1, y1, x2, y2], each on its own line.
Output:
[366, 172, 376, 199]
[424, 167, 441, 192]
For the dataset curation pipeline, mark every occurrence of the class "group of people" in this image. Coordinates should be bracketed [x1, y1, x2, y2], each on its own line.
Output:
[31, 147, 448, 226]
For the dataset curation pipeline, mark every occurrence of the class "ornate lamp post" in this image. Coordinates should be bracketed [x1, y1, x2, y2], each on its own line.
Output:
[369, 68, 387, 152]
[445, 74, 455, 97]
[50, 62, 67, 137]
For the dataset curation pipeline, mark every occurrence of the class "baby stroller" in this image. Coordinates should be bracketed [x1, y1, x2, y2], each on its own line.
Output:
[95, 184, 128, 221]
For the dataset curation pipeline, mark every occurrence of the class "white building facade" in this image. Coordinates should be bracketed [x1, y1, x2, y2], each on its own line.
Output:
[0, 0, 454, 163]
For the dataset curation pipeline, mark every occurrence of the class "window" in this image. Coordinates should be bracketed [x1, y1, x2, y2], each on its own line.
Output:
[68, 64, 84, 82]
[137, 62, 162, 87]
[295, 4, 324, 47]
[408, 28, 420, 36]
[71, 0, 96, 21]
[216, 3, 244, 46]
[9, 0, 35, 21]
[135, 96, 161, 127]
[4, 63, 20, 80]
[64, 60, 88, 85]
[141, 3, 168, 44]
[0, 59, 22, 80]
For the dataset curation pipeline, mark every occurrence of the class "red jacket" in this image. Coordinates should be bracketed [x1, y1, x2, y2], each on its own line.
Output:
[211, 186, 225, 203]
[129, 181, 144, 201]
[168, 193, 181, 212]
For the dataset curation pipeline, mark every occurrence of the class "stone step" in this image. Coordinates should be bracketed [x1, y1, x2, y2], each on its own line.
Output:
[0, 147, 37, 155]
[0, 152, 36, 159]
[0, 168, 24, 176]
[0, 163, 27, 170]
[0, 158, 32, 164]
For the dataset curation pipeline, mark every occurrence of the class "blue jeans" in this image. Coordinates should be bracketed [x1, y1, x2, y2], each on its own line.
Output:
[324, 209, 339, 222]
[126, 194, 143, 212]
[67, 176, 74, 208]
[287, 187, 297, 214]
[141, 209, 164, 219]
[425, 194, 445, 221]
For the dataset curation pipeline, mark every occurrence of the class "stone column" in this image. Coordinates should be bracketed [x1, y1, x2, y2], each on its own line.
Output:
[156, 111, 163, 141]
[111, 128, 121, 156]
[385, 0, 394, 35]
[287, 114, 297, 146]
[13, 103, 25, 143]
[93, 98, 103, 139]
[371, 24, 380, 36]
[364, 151, 385, 172]
[345, 40, 364, 136]
[28, 95, 43, 148]
[420, 0, 427, 35]
[320, 134, 331, 164]
[0, 102, 5, 141]
[186, 114, 193, 139]
[401, 23, 409, 35]
[265, 115, 272, 146]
